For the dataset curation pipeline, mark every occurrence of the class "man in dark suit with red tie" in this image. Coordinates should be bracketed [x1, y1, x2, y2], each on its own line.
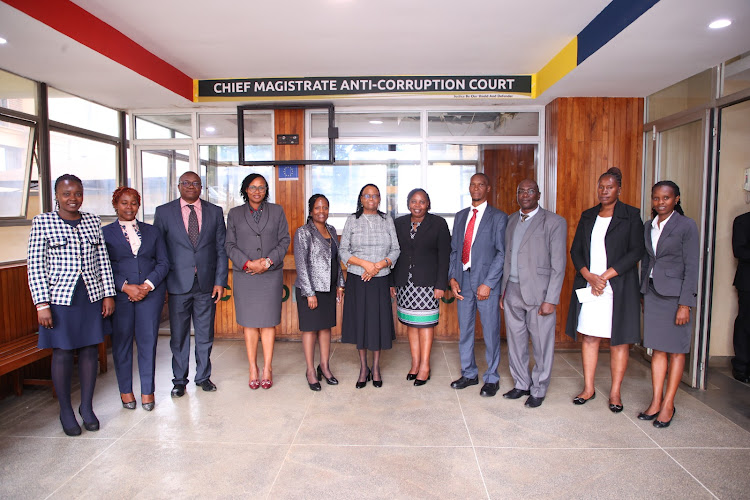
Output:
[448, 173, 507, 397]
[154, 171, 228, 397]
[732, 211, 750, 383]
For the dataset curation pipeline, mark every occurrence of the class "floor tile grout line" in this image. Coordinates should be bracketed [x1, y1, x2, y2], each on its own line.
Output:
[265, 383, 316, 500]
[442, 344, 491, 500]
[622, 409, 719, 499]
[43, 412, 150, 500]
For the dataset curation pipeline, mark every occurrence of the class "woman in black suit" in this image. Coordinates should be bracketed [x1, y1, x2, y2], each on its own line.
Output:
[390, 189, 450, 386]
[566, 167, 644, 412]
[103, 187, 169, 411]
[638, 181, 699, 428]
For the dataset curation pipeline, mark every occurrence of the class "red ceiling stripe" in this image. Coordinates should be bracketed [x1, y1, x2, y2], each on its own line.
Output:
[3, 0, 193, 101]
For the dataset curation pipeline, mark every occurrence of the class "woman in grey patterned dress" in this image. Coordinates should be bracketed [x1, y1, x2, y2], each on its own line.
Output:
[390, 189, 450, 386]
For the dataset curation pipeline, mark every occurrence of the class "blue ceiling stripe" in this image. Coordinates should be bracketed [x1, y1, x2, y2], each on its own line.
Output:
[577, 0, 661, 65]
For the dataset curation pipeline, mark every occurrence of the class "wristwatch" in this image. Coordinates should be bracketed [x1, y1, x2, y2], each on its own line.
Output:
[263, 257, 272, 269]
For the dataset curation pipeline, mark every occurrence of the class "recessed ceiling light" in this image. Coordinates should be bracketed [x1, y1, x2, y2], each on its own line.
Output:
[204, 126, 216, 133]
[0, 37, 7, 45]
[369, 120, 383, 125]
[709, 19, 732, 29]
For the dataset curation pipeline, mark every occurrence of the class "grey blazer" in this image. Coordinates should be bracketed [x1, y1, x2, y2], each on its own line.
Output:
[225, 202, 290, 272]
[294, 221, 344, 297]
[448, 204, 508, 293]
[640, 211, 699, 307]
[501, 208, 567, 306]
[153, 198, 228, 295]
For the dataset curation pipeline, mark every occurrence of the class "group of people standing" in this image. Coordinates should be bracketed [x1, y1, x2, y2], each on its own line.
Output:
[27, 166, 699, 436]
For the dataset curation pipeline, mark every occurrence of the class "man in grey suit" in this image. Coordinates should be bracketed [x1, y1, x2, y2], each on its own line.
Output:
[449, 173, 508, 397]
[500, 179, 567, 408]
[154, 171, 228, 397]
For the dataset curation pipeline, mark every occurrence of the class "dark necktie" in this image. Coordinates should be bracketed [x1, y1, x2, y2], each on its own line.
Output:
[187, 205, 199, 247]
[461, 208, 478, 265]
[521, 214, 529, 223]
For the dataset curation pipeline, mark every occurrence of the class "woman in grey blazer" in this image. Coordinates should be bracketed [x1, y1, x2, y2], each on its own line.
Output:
[294, 194, 345, 391]
[638, 181, 699, 428]
[225, 174, 290, 390]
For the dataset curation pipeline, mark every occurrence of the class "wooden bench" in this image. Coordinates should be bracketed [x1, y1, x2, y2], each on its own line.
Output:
[0, 333, 53, 396]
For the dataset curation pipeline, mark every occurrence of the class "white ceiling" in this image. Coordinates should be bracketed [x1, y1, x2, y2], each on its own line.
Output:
[0, 0, 748, 110]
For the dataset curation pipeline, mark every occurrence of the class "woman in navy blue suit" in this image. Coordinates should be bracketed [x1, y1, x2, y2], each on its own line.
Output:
[103, 187, 169, 411]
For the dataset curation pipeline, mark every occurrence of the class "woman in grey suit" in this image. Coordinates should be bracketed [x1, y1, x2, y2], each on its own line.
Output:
[638, 181, 699, 428]
[294, 194, 344, 391]
[226, 174, 290, 390]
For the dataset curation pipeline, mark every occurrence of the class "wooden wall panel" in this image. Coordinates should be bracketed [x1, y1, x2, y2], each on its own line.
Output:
[483, 144, 537, 215]
[547, 97, 644, 348]
[0, 263, 50, 399]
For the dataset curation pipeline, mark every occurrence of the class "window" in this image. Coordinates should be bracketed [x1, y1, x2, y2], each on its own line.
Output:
[0, 118, 33, 217]
[428, 112, 539, 137]
[50, 131, 117, 216]
[139, 148, 190, 221]
[0, 69, 36, 115]
[199, 145, 274, 215]
[136, 114, 192, 139]
[48, 88, 118, 137]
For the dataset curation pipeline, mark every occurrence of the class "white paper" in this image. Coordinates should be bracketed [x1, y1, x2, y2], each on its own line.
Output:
[575, 287, 599, 303]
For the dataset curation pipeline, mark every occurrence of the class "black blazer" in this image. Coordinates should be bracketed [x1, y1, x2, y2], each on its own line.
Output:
[734, 212, 750, 292]
[566, 200, 644, 346]
[391, 213, 451, 291]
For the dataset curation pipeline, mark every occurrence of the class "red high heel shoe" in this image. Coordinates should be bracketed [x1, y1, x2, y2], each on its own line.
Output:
[249, 379, 260, 390]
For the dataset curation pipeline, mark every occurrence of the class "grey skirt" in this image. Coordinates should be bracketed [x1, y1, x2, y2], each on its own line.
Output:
[232, 267, 284, 328]
[643, 282, 692, 354]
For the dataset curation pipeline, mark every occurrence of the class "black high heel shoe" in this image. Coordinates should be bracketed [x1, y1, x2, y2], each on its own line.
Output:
[372, 369, 383, 388]
[637, 409, 659, 420]
[653, 407, 676, 428]
[414, 372, 431, 386]
[406, 373, 417, 381]
[121, 396, 136, 410]
[356, 368, 372, 389]
[78, 406, 100, 432]
[317, 365, 338, 385]
[307, 370, 322, 392]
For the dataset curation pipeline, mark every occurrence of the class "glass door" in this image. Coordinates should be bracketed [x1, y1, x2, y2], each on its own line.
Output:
[647, 109, 713, 388]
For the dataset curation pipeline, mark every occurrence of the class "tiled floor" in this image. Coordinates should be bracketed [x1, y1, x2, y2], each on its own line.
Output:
[1, 338, 749, 499]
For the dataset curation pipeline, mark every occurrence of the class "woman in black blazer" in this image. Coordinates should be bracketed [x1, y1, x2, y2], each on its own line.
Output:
[390, 189, 451, 386]
[638, 181, 699, 428]
[566, 167, 644, 412]
[103, 187, 169, 411]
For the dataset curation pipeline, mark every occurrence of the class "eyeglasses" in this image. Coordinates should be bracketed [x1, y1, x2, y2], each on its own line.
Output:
[179, 180, 201, 188]
[362, 194, 380, 200]
[517, 188, 538, 196]
[247, 185, 267, 193]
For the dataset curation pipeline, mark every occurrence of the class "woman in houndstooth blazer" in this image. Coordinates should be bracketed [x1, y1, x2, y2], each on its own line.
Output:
[27, 174, 116, 437]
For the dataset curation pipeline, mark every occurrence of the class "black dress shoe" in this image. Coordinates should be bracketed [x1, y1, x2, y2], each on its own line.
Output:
[524, 395, 544, 408]
[78, 407, 100, 432]
[406, 373, 418, 381]
[503, 388, 531, 399]
[171, 384, 186, 398]
[732, 370, 750, 383]
[637, 410, 659, 420]
[414, 372, 430, 386]
[198, 379, 217, 392]
[609, 403, 624, 413]
[60, 417, 81, 437]
[572, 392, 596, 405]
[450, 376, 479, 389]
[480, 382, 499, 397]
[317, 365, 338, 385]
[653, 407, 676, 428]
[307, 371, 322, 391]
[356, 368, 371, 389]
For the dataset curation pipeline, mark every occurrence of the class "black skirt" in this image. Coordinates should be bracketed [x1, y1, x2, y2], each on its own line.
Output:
[296, 287, 336, 332]
[341, 274, 395, 350]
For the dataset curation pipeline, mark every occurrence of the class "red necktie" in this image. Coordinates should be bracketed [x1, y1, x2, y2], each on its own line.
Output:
[461, 208, 478, 265]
